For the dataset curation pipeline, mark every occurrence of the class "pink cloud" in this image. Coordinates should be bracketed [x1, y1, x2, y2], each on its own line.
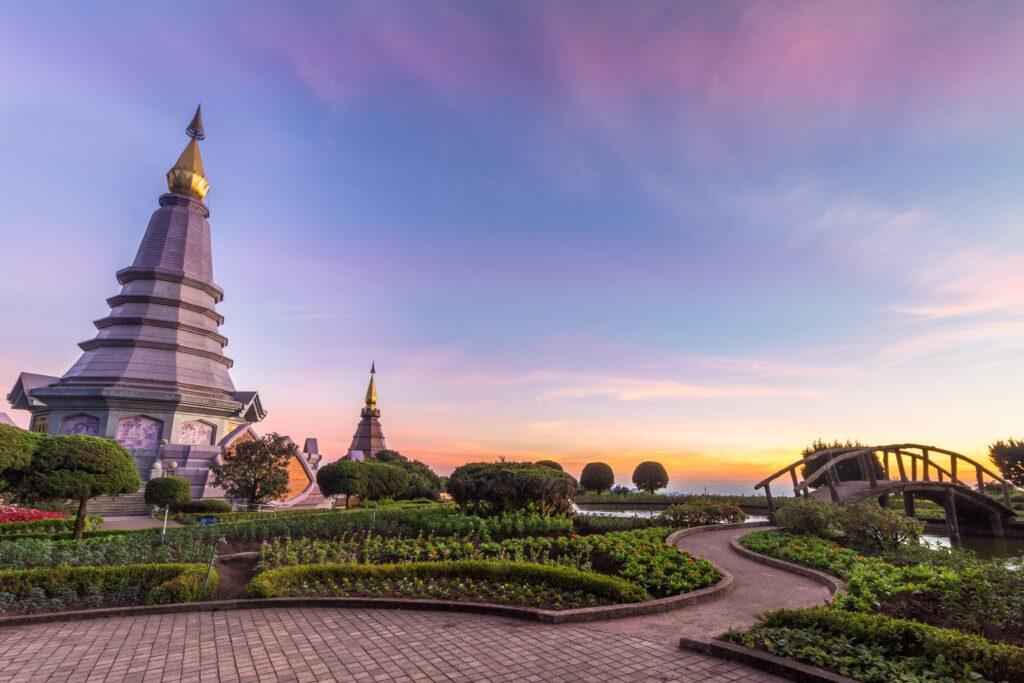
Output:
[236, 2, 1024, 120]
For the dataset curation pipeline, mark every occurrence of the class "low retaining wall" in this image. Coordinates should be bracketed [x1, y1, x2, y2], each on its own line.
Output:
[679, 637, 856, 683]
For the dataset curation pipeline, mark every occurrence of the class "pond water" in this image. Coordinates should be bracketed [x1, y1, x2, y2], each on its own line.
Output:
[573, 505, 769, 524]
[922, 531, 1024, 562]
[575, 506, 1022, 562]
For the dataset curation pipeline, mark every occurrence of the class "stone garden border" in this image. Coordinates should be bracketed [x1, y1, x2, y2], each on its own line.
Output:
[678, 526, 849, 682]
[728, 535, 847, 595]
[679, 637, 856, 683]
[0, 524, 742, 627]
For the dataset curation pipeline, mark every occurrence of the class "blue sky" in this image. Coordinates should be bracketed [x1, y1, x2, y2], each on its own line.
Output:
[2, 1, 1024, 491]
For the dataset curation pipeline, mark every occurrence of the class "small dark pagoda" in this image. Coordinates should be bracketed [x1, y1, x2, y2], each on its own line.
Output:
[345, 363, 387, 460]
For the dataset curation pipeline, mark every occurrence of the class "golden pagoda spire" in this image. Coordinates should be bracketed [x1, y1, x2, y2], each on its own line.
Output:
[365, 361, 377, 408]
[166, 105, 210, 201]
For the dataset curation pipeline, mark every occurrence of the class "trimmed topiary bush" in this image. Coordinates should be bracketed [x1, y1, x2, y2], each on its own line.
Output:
[144, 476, 191, 509]
[448, 462, 576, 516]
[316, 460, 365, 508]
[360, 462, 411, 501]
[535, 460, 563, 471]
[631, 461, 669, 494]
[579, 462, 615, 494]
[0, 425, 45, 489]
[19, 434, 140, 538]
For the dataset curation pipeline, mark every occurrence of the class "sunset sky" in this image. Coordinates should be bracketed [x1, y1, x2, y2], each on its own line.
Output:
[2, 2, 1023, 492]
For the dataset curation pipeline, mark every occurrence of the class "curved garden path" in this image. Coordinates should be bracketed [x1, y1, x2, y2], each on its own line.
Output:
[575, 525, 833, 644]
[0, 607, 782, 682]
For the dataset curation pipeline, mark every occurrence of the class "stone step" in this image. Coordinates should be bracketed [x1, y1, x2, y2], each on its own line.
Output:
[89, 492, 152, 517]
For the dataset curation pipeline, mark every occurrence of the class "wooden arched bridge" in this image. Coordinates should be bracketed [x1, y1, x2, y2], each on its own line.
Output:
[755, 444, 1020, 541]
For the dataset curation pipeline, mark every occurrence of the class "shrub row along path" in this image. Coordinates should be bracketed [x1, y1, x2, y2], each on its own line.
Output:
[575, 525, 834, 644]
[0, 607, 782, 682]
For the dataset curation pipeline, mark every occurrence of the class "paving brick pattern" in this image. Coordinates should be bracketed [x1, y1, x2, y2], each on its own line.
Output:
[0, 607, 781, 682]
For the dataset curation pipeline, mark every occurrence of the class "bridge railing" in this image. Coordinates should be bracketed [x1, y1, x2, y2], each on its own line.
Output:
[754, 443, 1016, 520]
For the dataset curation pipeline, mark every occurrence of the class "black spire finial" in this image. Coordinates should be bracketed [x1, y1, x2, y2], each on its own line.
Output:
[370, 360, 376, 374]
[186, 104, 205, 141]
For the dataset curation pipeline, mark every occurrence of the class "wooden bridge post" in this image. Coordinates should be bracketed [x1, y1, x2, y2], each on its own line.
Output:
[950, 454, 957, 483]
[764, 483, 775, 524]
[990, 509, 1006, 539]
[911, 455, 917, 482]
[976, 465, 984, 492]
[903, 491, 915, 518]
[944, 489, 961, 546]
[789, 467, 799, 496]
[922, 448, 930, 481]
[882, 450, 890, 480]
[825, 465, 840, 503]
[1002, 482, 1011, 507]
[895, 451, 908, 481]
[861, 452, 877, 488]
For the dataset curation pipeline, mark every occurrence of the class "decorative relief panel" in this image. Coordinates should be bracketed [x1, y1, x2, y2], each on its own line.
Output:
[180, 421, 214, 446]
[116, 416, 163, 450]
[61, 414, 99, 436]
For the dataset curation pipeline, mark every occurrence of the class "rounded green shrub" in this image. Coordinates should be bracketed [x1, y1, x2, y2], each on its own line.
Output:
[316, 460, 365, 507]
[837, 502, 923, 553]
[774, 498, 840, 538]
[447, 461, 576, 516]
[0, 424, 47, 488]
[631, 461, 669, 494]
[535, 460, 563, 471]
[361, 462, 411, 501]
[144, 476, 191, 509]
[579, 462, 615, 494]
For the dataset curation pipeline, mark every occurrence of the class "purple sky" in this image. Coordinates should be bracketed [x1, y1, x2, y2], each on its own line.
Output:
[2, 1, 1024, 491]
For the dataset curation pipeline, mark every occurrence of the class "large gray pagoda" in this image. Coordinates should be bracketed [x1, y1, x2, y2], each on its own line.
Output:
[6, 107, 267, 496]
[345, 363, 387, 460]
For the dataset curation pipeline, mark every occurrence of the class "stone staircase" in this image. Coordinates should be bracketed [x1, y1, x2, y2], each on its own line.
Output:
[89, 492, 153, 517]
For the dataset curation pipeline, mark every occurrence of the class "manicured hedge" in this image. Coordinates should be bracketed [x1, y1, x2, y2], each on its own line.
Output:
[169, 507, 335, 525]
[0, 516, 102, 538]
[248, 560, 650, 605]
[0, 563, 216, 613]
[727, 607, 1024, 683]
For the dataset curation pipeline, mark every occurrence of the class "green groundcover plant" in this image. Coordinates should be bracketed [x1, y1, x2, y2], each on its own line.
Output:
[0, 563, 216, 614]
[255, 527, 720, 598]
[0, 532, 210, 569]
[722, 607, 1024, 683]
[740, 530, 1024, 644]
[248, 560, 649, 609]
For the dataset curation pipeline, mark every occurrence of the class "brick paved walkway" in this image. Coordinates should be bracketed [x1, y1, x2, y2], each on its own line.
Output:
[0, 607, 781, 682]
[577, 525, 833, 644]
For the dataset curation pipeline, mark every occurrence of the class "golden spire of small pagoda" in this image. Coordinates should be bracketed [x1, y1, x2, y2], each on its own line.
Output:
[166, 105, 210, 201]
[365, 361, 377, 408]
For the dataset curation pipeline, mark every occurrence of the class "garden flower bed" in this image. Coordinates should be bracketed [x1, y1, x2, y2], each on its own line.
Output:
[255, 527, 720, 598]
[0, 563, 217, 615]
[722, 607, 1024, 683]
[0, 505, 66, 524]
[0, 504, 725, 617]
[248, 560, 649, 609]
[740, 530, 1024, 645]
